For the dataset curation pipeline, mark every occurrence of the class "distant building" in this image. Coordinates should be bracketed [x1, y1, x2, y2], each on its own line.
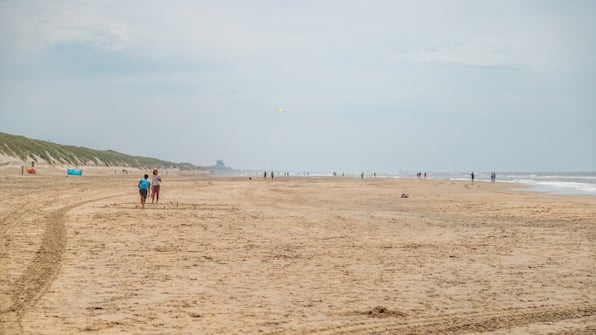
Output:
[209, 160, 232, 174]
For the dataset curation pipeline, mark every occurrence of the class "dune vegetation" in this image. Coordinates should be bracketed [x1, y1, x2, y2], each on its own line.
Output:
[0, 132, 199, 169]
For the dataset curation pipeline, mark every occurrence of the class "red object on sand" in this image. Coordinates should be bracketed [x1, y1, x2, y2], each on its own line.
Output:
[27, 168, 36, 174]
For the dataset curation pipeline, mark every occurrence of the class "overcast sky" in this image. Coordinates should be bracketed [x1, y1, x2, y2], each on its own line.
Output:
[0, 0, 594, 172]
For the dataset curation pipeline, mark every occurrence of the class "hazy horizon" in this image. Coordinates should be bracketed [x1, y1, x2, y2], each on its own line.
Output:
[3, 130, 596, 175]
[1, 1, 594, 172]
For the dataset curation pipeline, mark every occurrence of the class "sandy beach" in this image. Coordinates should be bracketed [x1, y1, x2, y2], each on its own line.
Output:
[1, 168, 595, 334]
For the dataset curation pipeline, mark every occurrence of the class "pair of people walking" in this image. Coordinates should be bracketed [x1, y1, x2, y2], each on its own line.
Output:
[138, 169, 162, 208]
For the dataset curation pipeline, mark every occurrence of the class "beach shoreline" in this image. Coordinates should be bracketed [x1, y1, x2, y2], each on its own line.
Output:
[1, 172, 595, 334]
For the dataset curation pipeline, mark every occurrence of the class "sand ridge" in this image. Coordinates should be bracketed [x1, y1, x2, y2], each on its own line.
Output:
[0, 173, 595, 334]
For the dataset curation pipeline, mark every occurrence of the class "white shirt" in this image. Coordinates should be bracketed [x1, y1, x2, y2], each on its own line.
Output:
[152, 175, 161, 186]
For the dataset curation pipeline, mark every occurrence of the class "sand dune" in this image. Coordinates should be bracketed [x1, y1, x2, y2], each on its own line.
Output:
[1, 171, 594, 334]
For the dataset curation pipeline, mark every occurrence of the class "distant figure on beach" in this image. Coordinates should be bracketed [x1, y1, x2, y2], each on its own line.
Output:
[361, 172, 364, 179]
[264, 171, 267, 178]
[471, 172, 475, 182]
[151, 169, 162, 204]
[138, 174, 151, 209]
[424, 172, 427, 179]
[271, 171, 274, 179]
[491, 172, 496, 182]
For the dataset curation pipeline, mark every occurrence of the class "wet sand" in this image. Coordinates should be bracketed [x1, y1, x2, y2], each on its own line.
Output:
[1, 169, 595, 334]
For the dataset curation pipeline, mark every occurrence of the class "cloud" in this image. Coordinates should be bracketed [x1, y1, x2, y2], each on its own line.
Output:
[0, 1, 132, 73]
[393, 45, 532, 68]
[1, 0, 594, 171]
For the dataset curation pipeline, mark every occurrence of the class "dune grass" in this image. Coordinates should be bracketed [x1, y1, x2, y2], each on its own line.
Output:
[0, 132, 200, 169]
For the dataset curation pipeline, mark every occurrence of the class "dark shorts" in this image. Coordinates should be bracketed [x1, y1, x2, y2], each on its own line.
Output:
[139, 189, 148, 198]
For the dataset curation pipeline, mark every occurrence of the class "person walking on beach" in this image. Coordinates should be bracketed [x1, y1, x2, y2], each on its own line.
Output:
[138, 174, 151, 209]
[151, 169, 162, 204]
[471, 172, 475, 182]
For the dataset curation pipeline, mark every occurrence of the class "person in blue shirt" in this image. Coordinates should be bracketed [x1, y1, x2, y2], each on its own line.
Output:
[138, 174, 151, 208]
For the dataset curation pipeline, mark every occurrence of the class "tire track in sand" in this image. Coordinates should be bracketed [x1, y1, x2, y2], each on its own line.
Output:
[298, 304, 595, 335]
[0, 195, 126, 335]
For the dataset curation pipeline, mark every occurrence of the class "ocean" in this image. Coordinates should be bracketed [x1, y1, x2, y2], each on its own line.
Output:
[241, 170, 596, 196]
[481, 172, 596, 196]
[394, 171, 596, 196]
